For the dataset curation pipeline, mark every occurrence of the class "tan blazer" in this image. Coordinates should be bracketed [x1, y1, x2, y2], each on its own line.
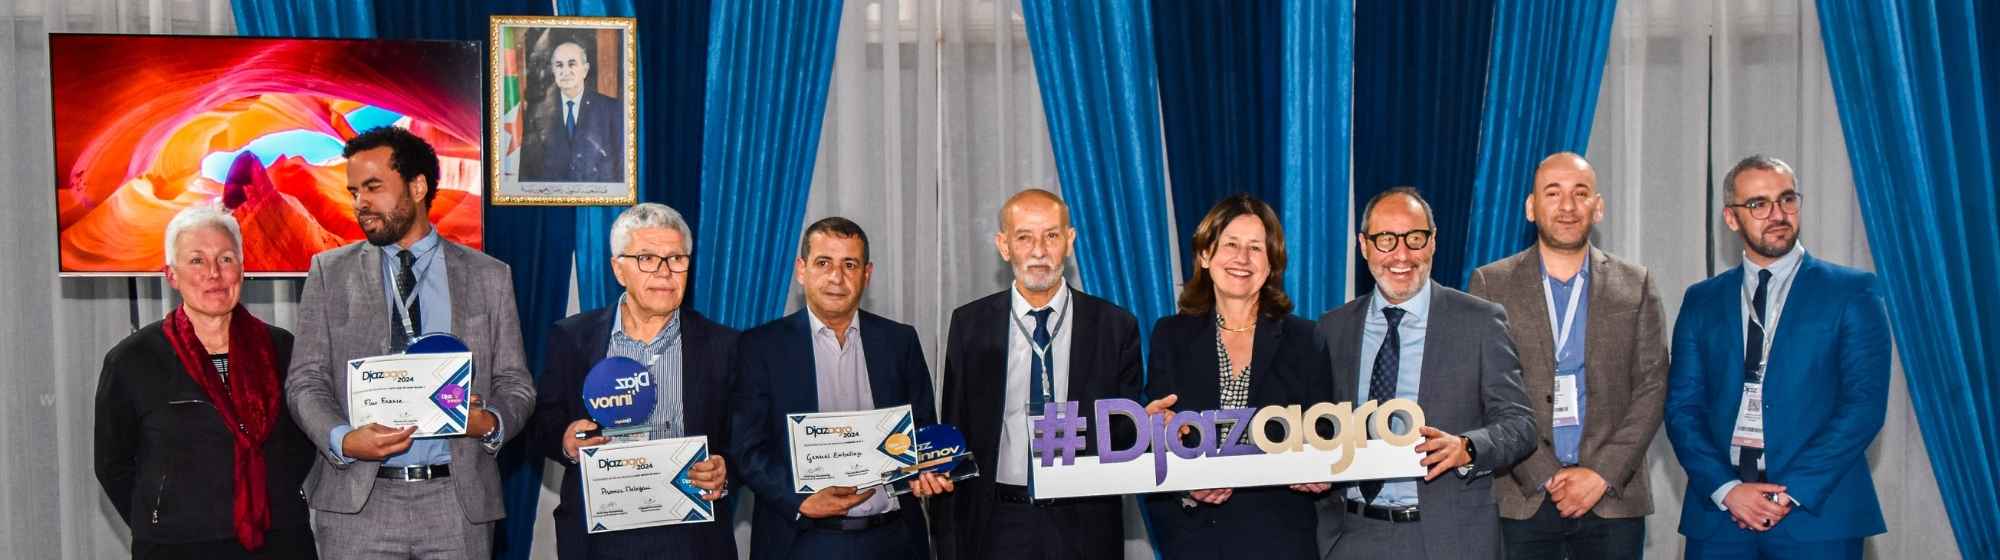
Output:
[1469, 246, 1668, 520]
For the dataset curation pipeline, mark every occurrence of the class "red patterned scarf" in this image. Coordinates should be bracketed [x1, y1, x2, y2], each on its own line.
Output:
[161, 304, 278, 551]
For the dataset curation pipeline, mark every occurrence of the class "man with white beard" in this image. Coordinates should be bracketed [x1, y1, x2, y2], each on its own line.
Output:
[928, 189, 1148, 560]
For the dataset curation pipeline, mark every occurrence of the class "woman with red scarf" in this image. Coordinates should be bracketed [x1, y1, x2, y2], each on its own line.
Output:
[93, 204, 316, 559]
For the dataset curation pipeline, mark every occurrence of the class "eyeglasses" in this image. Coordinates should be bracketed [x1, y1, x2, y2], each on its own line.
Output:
[1726, 192, 1804, 220]
[1362, 229, 1433, 253]
[618, 253, 690, 273]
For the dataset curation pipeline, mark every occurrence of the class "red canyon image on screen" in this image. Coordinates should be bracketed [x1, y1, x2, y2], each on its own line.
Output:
[49, 34, 485, 275]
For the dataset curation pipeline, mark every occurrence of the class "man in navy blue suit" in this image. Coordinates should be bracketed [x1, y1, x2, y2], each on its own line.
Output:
[530, 203, 735, 559]
[1666, 155, 1891, 559]
[731, 217, 955, 560]
[521, 39, 624, 183]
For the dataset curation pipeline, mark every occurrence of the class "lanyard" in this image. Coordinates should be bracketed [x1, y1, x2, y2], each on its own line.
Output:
[1744, 279, 1778, 369]
[1542, 273, 1586, 359]
[1010, 293, 1071, 401]
[387, 245, 438, 340]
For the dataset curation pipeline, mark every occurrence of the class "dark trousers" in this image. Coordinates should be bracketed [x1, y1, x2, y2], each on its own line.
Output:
[1500, 500, 1644, 560]
[789, 518, 917, 560]
[132, 528, 317, 560]
[1685, 535, 1862, 560]
[986, 500, 1089, 559]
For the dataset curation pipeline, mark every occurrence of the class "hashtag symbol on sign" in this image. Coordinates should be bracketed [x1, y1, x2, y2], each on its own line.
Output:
[1030, 401, 1087, 466]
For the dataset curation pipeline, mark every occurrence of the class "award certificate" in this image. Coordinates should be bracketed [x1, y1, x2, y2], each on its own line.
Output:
[579, 436, 714, 533]
[786, 405, 918, 493]
[346, 352, 473, 438]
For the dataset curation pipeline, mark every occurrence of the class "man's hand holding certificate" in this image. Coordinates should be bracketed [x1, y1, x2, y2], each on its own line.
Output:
[786, 405, 919, 493]
[346, 351, 475, 438]
[579, 436, 722, 533]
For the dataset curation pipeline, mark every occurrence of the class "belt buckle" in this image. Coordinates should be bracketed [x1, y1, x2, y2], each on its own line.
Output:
[396, 465, 431, 481]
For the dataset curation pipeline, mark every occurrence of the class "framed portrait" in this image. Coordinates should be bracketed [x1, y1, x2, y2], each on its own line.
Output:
[490, 15, 638, 205]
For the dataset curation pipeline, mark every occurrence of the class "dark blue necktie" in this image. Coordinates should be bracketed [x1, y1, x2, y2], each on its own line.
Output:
[1361, 306, 1406, 504]
[1028, 307, 1054, 416]
[390, 249, 421, 352]
[1739, 269, 1772, 482]
[565, 100, 576, 137]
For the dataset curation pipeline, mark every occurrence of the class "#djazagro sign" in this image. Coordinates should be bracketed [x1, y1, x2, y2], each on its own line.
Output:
[1028, 398, 1428, 499]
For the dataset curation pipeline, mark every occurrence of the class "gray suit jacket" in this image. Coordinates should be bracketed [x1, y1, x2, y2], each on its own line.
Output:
[1469, 247, 1668, 520]
[285, 239, 537, 522]
[1313, 281, 1536, 560]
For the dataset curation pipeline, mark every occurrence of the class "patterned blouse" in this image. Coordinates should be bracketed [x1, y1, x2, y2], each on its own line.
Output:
[1214, 315, 1252, 409]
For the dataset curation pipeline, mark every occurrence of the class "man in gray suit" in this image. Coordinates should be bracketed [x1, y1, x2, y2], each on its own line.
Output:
[1315, 186, 1536, 560]
[287, 126, 537, 559]
[1469, 153, 1667, 559]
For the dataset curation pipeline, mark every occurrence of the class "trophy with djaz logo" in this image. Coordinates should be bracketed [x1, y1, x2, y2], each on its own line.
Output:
[877, 424, 981, 496]
[578, 357, 657, 441]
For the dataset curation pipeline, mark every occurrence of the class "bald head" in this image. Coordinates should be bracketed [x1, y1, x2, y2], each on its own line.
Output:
[1534, 152, 1596, 188]
[1526, 151, 1603, 252]
[998, 188, 1070, 232]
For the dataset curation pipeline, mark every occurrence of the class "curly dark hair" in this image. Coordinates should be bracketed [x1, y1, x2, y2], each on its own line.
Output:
[342, 126, 442, 207]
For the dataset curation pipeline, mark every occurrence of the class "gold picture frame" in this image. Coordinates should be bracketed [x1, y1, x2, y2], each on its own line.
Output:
[489, 15, 638, 206]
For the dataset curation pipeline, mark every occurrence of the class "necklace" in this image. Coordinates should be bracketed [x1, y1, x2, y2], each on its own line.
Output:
[1217, 315, 1255, 333]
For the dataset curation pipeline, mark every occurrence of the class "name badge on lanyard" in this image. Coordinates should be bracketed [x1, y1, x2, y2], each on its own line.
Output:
[1543, 274, 1585, 428]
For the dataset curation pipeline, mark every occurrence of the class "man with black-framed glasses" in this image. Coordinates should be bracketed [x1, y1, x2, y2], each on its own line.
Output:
[1314, 186, 1536, 560]
[1666, 155, 1889, 559]
[529, 202, 737, 559]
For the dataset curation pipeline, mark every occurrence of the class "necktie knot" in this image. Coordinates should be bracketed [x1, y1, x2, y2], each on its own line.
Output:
[1753, 269, 1773, 322]
[1382, 306, 1406, 327]
[1028, 307, 1053, 327]
[397, 249, 416, 271]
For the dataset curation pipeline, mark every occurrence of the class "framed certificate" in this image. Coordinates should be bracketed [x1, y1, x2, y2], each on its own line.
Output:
[346, 352, 474, 438]
[786, 405, 918, 493]
[579, 436, 714, 533]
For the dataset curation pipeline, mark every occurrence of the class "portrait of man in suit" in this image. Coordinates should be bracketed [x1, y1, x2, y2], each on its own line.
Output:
[285, 126, 537, 559]
[1665, 155, 1890, 559]
[519, 34, 625, 184]
[1469, 153, 1668, 559]
[1314, 186, 1536, 560]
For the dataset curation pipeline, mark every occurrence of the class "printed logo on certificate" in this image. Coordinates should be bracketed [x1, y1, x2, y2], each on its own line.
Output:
[579, 436, 714, 533]
[786, 405, 919, 493]
[346, 352, 473, 438]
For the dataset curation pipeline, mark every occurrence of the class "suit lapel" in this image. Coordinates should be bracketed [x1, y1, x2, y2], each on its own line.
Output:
[1063, 292, 1094, 401]
[786, 312, 820, 412]
[1247, 315, 1282, 405]
[860, 313, 902, 408]
[1512, 250, 1557, 375]
[1578, 248, 1613, 452]
[1416, 282, 1447, 410]
[444, 241, 473, 338]
[1187, 315, 1222, 410]
[1718, 267, 1748, 391]
[679, 311, 708, 435]
[1765, 255, 1823, 387]
[349, 243, 391, 355]
[1331, 305, 1365, 403]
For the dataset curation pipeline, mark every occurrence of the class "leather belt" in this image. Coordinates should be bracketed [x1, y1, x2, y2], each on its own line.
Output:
[806, 509, 902, 532]
[1345, 499, 1421, 523]
[377, 464, 451, 481]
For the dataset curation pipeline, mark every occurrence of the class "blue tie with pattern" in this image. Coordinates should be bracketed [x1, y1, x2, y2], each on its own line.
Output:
[1361, 306, 1406, 504]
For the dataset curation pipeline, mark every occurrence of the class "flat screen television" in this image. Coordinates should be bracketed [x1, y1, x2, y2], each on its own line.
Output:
[49, 34, 485, 276]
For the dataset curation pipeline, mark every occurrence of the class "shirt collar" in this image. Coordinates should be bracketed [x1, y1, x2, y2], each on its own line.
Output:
[1540, 248, 1593, 287]
[806, 308, 859, 338]
[611, 294, 680, 346]
[1009, 279, 1071, 320]
[1744, 242, 1807, 284]
[377, 227, 441, 258]
[1369, 278, 1434, 322]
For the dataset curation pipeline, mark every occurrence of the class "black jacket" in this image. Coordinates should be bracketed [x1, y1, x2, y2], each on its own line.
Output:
[930, 288, 1143, 560]
[92, 321, 315, 544]
[530, 306, 741, 560]
[1143, 312, 1335, 560]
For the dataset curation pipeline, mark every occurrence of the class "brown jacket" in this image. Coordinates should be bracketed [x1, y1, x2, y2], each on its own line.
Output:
[1469, 246, 1668, 520]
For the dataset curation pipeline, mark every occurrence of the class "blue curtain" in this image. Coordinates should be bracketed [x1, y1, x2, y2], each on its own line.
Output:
[692, 0, 844, 330]
[1021, 0, 1179, 348]
[1150, 1, 1351, 318]
[1818, 1, 2000, 557]
[561, 0, 713, 314]
[368, 3, 566, 560]
[1350, 0, 1494, 295]
[233, 0, 374, 37]
[1459, 0, 1616, 287]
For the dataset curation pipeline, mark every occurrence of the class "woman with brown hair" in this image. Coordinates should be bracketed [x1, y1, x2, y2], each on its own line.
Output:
[1143, 193, 1335, 559]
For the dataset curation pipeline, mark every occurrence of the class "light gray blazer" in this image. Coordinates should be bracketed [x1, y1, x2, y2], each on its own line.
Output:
[284, 239, 537, 522]
[1314, 281, 1537, 560]
[1469, 247, 1668, 521]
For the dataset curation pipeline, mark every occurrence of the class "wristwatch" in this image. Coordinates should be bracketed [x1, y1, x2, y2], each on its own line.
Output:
[1456, 438, 1478, 476]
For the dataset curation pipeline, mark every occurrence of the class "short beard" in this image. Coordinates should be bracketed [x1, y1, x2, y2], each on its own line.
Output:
[1016, 263, 1066, 293]
[1537, 225, 1591, 252]
[362, 201, 417, 246]
[1742, 228, 1799, 260]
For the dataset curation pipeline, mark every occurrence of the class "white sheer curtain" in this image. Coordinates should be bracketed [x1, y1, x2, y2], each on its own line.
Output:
[0, 2, 252, 559]
[1588, 1, 1956, 557]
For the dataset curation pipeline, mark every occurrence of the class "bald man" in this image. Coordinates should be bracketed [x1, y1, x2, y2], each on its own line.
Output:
[522, 40, 624, 183]
[929, 189, 1144, 560]
[1467, 153, 1667, 559]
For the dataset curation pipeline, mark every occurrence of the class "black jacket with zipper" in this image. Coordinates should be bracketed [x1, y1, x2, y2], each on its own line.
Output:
[93, 320, 314, 544]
